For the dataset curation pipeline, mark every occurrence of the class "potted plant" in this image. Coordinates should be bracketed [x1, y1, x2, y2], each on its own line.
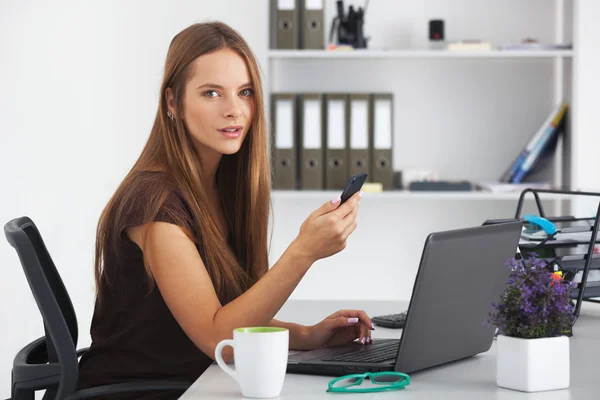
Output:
[486, 254, 575, 392]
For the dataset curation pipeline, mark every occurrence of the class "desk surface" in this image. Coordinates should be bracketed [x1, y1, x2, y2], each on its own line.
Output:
[181, 300, 600, 399]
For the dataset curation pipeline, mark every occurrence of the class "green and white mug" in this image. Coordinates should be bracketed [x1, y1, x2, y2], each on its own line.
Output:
[215, 327, 289, 399]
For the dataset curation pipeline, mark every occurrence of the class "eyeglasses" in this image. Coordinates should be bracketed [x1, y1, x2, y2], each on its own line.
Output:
[327, 371, 411, 393]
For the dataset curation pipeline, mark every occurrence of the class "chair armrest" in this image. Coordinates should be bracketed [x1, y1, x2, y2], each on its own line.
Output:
[15, 336, 47, 364]
[65, 381, 191, 400]
[13, 336, 61, 386]
[76, 347, 89, 358]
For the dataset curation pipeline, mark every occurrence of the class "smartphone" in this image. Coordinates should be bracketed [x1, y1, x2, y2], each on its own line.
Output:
[340, 172, 368, 204]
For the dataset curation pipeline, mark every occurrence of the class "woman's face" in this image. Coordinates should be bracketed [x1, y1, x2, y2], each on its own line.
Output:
[176, 48, 255, 160]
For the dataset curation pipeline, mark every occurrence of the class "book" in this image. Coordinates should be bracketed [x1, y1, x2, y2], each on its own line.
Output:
[500, 103, 567, 183]
[511, 104, 567, 183]
[447, 40, 492, 51]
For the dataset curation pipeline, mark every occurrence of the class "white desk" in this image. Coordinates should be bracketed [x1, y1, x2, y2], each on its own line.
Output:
[181, 300, 600, 399]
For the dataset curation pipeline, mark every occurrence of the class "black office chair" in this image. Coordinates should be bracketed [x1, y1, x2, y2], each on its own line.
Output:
[4, 217, 191, 399]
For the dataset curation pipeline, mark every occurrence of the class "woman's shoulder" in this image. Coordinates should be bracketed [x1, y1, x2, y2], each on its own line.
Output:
[125, 169, 184, 200]
[119, 169, 192, 228]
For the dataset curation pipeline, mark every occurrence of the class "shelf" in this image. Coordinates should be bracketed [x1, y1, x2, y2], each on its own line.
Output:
[272, 190, 569, 201]
[268, 49, 574, 60]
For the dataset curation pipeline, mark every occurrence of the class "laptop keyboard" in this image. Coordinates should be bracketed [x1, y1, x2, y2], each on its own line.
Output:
[372, 311, 407, 329]
[322, 339, 399, 364]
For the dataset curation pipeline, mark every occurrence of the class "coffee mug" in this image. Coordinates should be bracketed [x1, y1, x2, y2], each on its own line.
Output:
[215, 327, 289, 399]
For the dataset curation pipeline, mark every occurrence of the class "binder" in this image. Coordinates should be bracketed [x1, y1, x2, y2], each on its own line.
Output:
[324, 94, 349, 190]
[349, 94, 371, 179]
[301, 0, 324, 49]
[299, 93, 325, 189]
[271, 93, 297, 189]
[274, 0, 299, 49]
[370, 94, 394, 189]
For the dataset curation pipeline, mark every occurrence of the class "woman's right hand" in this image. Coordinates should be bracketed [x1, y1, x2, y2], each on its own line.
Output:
[292, 191, 362, 264]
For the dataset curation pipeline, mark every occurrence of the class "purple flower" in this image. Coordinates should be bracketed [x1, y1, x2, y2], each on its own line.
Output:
[485, 254, 575, 339]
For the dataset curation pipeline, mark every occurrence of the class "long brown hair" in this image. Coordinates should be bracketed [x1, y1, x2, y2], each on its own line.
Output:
[94, 22, 271, 304]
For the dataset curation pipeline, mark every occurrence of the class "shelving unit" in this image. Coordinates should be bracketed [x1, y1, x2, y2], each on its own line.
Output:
[265, 0, 579, 301]
[267, 1, 574, 193]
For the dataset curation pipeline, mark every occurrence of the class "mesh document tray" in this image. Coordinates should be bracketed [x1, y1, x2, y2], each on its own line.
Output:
[512, 189, 600, 317]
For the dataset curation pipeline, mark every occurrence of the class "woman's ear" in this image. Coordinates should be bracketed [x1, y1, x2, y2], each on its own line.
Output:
[165, 87, 175, 117]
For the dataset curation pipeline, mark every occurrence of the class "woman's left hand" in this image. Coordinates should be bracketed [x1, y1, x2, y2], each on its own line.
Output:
[304, 309, 374, 350]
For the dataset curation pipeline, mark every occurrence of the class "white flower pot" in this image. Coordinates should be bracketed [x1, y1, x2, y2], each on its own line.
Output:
[497, 335, 570, 392]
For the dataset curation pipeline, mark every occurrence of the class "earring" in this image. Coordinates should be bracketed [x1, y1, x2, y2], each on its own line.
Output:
[167, 110, 174, 121]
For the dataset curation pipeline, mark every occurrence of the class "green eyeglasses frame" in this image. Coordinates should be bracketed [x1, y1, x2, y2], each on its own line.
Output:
[327, 371, 411, 393]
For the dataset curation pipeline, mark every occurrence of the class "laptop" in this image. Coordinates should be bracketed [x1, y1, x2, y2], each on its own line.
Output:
[369, 218, 525, 329]
[286, 221, 522, 376]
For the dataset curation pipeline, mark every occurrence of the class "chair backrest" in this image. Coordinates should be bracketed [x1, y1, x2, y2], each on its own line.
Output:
[5, 216, 81, 398]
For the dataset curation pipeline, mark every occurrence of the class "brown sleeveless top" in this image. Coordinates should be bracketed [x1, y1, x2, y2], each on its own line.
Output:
[78, 171, 213, 399]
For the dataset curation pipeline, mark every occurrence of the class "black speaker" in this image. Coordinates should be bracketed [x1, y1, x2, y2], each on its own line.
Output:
[428, 19, 445, 41]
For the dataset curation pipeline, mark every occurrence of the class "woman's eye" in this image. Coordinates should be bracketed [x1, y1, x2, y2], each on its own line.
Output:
[240, 88, 253, 97]
[203, 90, 219, 98]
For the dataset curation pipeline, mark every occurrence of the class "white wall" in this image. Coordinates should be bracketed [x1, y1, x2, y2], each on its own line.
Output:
[271, 195, 553, 301]
[571, 0, 600, 216]
[572, 0, 600, 192]
[0, 0, 267, 396]
[1, 0, 599, 398]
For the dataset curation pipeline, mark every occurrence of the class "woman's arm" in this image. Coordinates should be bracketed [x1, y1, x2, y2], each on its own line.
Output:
[127, 193, 360, 362]
[268, 319, 312, 350]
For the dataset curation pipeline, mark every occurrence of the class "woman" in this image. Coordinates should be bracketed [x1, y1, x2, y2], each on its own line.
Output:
[77, 21, 370, 399]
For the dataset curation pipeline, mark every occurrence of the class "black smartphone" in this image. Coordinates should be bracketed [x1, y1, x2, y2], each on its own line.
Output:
[340, 172, 368, 204]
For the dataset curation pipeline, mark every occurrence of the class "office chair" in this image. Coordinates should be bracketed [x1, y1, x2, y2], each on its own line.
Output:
[4, 217, 191, 399]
